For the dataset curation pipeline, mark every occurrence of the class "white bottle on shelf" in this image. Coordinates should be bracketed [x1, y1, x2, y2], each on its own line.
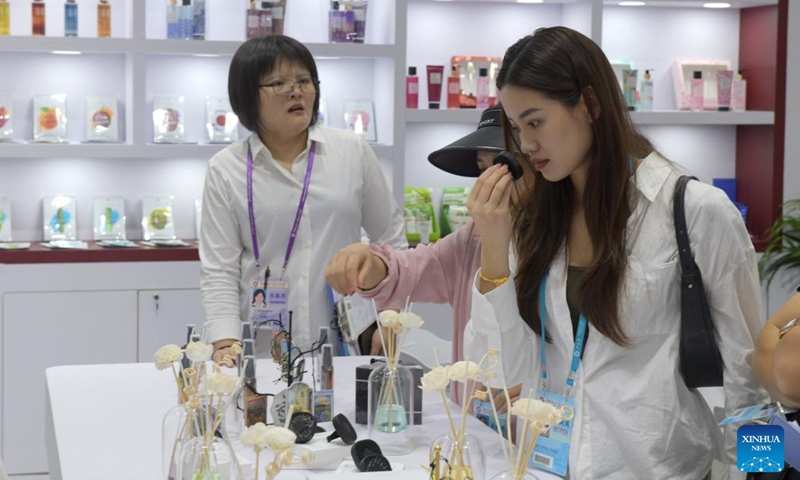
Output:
[731, 70, 747, 112]
[639, 69, 654, 112]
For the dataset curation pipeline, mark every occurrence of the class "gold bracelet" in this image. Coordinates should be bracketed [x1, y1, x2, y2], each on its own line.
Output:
[478, 268, 509, 286]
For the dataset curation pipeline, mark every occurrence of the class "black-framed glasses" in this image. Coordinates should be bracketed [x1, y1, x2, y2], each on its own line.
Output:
[259, 77, 320, 96]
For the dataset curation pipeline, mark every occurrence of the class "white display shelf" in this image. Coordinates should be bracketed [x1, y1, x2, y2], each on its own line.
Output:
[406, 108, 483, 124]
[0, 36, 399, 59]
[0, 142, 397, 159]
[630, 110, 774, 125]
[406, 108, 774, 126]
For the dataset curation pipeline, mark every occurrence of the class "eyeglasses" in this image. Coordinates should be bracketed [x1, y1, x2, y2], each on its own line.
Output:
[259, 77, 320, 96]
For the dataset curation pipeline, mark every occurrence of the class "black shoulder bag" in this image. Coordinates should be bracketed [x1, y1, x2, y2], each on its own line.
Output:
[673, 175, 724, 388]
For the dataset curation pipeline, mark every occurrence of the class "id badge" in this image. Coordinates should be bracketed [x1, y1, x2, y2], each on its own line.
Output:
[719, 403, 780, 426]
[530, 390, 574, 477]
[248, 277, 289, 331]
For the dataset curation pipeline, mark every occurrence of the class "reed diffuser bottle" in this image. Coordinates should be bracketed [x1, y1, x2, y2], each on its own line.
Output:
[97, 0, 111, 38]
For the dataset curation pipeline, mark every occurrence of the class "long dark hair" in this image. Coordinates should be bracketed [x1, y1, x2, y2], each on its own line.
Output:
[498, 27, 654, 346]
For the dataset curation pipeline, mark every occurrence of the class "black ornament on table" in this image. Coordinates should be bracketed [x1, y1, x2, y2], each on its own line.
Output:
[289, 411, 317, 444]
[326, 413, 357, 445]
[351, 439, 392, 472]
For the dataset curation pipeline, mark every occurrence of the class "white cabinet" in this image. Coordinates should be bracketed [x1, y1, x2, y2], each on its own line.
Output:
[137, 288, 204, 361]
[1, 290, 138, 474]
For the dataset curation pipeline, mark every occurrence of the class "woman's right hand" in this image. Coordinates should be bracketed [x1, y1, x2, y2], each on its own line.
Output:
[325, 243, 389, 295]
[467, 163, 515, 253]
[212, 339, 238, 366]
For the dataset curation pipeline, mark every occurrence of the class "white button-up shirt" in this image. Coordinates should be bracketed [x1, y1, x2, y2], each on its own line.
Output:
[200, 126, 407, 350]
[466, 154, 768, 480]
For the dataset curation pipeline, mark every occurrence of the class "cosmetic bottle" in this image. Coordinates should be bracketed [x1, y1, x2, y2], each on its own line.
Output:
[406, 66, 419, 109]
[192, 0, 205, 39]
[447, 66, 460, 109]
[259, 1, 272, 37]
[427, 65, 444, 109]
[731, 69, 747, 112]
[690, 71, 704, 112]
[476, 67, 490, 110]
[343, 2, 355, 42]
[622, 69, 638, 111]
[0, 0, 10, 36]
[716, 70, 733, 111]
[32, 0, 46, 36]
[246, 1, 260, 39]
[328, 1, 343, 43]
[97, 0, 111, 37]
[179, 0, 193, 40]
[64, 0, 78, 37]
[272, 2, 284, 35]
[639, 69, 654, 112]
[166, 0, 180, 39]
[320, 344, 334, 390]
[352, 1, 366, 43]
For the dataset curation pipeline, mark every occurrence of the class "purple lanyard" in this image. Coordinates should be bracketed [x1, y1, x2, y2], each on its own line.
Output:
[246, 139, 317, 279]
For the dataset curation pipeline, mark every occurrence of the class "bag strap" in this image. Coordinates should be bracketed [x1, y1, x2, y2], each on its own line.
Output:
[673, 175, 699, 276]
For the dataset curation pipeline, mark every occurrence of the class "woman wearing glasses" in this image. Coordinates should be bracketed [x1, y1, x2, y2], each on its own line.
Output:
[200, 36, 406, 364]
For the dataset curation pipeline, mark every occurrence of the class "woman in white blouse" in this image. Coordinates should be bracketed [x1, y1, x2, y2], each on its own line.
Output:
[465, 27, 767, 479]
[200, 36, 406, 362]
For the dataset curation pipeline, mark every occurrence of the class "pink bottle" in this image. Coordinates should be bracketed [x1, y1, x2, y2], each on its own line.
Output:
[690, 71, 704, 112]
[406, 66, 419, 109]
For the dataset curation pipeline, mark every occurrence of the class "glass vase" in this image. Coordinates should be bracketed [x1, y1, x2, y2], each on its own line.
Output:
[367, 362, 414, 455]
[163, 403, 193, 480]
[429, 432, 486, 480]
[176, 436, 242, 480]
[490, 470, 540, 480]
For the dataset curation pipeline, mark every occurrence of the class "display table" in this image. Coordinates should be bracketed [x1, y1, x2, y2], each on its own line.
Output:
[45, 357, 559, 480]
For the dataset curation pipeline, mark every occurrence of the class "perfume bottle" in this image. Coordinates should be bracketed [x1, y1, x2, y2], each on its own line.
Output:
[246, 1, 259, 39]
[732, 69, 747, 112]
[192, 0, 205, 40]
[179, 0, 193, 40]
[0, 0, 10, 36]
[65, 0, 78, 37]
[320, 344, 334, 390]
[690, 70, 704, 112]
[32, 0, 46, 36]
[97, 0, 111, 38]
[406, 66, 419, 109]
[476, 67, 490, 110]
[447, 66, 460, 109]
[166, 0, 180, 39]
[259, 1, 273, 37]
[639, 69, 654, 112]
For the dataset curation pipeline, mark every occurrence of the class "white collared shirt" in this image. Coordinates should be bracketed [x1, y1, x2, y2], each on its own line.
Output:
[466, 153, 768, 480]
[200, 126, 407, 350]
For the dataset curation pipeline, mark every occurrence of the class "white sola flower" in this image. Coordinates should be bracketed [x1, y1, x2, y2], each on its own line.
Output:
[398, 312, 424, 330]
[449, 361, 481, 380]
[420, 366, 451, 391]
[240, 422, 270, 449]
[208, 371, 238, 394]
[264, 426, 297, 451]
[154, 344, 182, 370]
[185, 341, 213, 363]
[378, 310, 400, 329]
[510, 398, 564, 427]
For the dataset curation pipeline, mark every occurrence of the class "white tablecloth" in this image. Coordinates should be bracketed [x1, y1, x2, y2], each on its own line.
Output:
[45, 356, 559, 480]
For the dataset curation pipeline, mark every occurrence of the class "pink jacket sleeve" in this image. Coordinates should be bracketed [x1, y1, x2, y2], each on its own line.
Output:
[359, 222, 478, 310]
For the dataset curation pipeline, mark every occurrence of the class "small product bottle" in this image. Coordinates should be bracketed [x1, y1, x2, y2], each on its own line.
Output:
[406, 66, 419, 109]
[192, 0, 205, 40]
[343, 2, 355, 42]
[476, 67, 490, 110]
[690, 70, 704, 112]
[259, 1, 272, 37]
[732, 70, 747, 112]
[320, 344, 334, 390]
[0, 0, 11, 36]
[271, 1, 284, 35]
[97, 0, 111, 38]
[64, 0, 78, 37]
[447, 66, 460, 109]
[166, 0, 180, 39]
[246, 1, 260, 39]
[32, 0, 46, 36]
[639, 69, 654, 112]
[179, 0, 193, 40]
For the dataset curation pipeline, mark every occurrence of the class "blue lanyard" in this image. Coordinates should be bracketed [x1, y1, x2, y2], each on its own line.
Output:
[538, 274, 588, 398]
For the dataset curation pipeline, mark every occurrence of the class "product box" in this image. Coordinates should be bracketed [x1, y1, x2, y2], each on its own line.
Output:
[355, 359, 423, 426]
